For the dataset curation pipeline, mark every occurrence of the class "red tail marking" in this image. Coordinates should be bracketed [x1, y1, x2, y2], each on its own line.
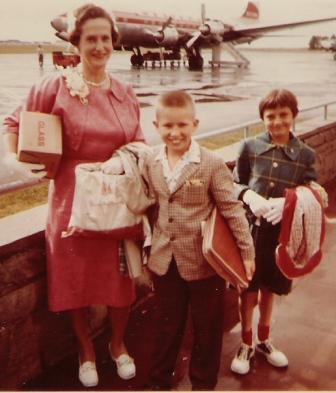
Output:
[241, 1, 259, 19]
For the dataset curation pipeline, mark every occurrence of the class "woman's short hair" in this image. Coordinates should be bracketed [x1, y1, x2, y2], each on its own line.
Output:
[259, 89, 299, 119]
[69, 4, 119, 47]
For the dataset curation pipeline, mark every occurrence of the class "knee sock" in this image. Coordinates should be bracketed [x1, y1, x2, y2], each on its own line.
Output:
[258, 324, 270, 342]
[242, 329, 253, 346]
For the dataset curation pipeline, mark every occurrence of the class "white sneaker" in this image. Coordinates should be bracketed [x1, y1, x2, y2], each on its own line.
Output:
[112, 354, 136, 380]
[256, 340, 288, 367]
[231, 343, 255, 375]
[78, 361, 98, 387]
[109, 344, 136, 380]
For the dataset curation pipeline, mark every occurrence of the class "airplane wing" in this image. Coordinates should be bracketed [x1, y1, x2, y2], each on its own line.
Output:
[222, 16, 336, 43]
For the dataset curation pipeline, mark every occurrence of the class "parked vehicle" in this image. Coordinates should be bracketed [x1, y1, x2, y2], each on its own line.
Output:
[52, 51, 80, 68]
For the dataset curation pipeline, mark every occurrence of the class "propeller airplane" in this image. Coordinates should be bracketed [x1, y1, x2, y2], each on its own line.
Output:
[51, 1, 336, 70]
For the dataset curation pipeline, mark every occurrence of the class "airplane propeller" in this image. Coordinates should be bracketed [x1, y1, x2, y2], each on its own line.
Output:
[186, 31, 202, 48]
[162, 16, 173, 30]
[186, 3, 225, 48]
[186, 3, 205, 48]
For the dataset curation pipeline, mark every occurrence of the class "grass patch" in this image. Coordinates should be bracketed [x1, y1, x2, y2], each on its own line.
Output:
[0, 43, 66, 54]
[0, 125, 265, 218]
[0, 182, 49, 219]
[199, 124, 264, 150]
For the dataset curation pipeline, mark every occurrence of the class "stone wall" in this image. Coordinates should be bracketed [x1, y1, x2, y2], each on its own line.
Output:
[1, 119, 336, 389]
[298, 120, 336, 185]
[0, 231, 109, 389]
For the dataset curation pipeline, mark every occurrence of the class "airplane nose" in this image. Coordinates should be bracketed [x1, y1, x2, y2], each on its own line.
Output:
[50, 17, 66, 33]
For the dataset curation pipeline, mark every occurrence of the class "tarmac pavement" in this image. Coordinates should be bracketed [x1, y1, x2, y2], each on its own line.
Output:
[24, 180, 336, 391]
[2, 47, 336, 390]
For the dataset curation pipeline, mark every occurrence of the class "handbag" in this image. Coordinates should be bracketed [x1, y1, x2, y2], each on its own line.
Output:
[202, 207, 249, 292]
[62, 148, 154, 239]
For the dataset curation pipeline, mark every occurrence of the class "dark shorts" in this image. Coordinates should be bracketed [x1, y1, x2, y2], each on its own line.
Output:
[247, 222, 292, 295]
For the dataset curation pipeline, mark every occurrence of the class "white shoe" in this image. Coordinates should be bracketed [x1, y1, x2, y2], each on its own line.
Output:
[256, 340, 288, 367]
[109, 344, 136, 380]
[231, 343, 255, 375]
[78, 361, 98, 387]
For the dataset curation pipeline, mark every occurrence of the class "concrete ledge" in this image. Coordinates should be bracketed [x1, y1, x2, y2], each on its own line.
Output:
[0, 204, 47, 247]
[1, 117, 336, 388]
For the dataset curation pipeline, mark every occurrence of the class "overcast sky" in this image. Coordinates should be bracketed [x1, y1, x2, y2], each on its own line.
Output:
[1, 0, 336, 42]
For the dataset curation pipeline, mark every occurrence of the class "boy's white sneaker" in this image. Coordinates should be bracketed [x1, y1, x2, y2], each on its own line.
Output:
[231, 343, 255, 375]
[256, 339, 288, 367]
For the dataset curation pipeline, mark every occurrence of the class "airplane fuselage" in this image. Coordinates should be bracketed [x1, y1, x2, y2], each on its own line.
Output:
[113, 10, 200, 50]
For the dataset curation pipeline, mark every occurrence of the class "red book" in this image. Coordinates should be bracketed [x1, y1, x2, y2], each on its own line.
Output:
[202, 207, 249, 292]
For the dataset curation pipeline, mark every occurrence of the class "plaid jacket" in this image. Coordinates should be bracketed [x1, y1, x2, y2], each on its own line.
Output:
[144, 145, 255, 281]
[234, 132, 317, 200]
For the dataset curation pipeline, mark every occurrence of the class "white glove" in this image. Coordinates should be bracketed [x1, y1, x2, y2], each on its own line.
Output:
[3, 152, 47, 180]
[263, 197, 285, 225]
[243, 189, 271, 218]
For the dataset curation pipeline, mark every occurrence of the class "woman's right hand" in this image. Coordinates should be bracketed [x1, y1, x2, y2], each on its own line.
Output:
[3, 152, 47, 180]
[135, 266, 154, 291]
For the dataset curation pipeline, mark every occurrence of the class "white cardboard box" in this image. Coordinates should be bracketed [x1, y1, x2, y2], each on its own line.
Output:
[18, 111, 62, 179]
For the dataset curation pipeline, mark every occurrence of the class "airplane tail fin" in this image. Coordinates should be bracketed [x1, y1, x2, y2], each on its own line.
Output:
[241, 1, 259, 20]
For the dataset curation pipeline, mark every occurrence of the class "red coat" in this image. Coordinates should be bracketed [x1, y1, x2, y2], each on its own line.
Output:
[4, 74, 144, 311]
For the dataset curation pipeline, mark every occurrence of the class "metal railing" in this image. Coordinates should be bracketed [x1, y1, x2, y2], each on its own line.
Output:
[1, 99, 336, 196]
[195, 99, 336, 142]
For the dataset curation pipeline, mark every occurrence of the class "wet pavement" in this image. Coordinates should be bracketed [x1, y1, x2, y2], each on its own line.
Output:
[1, 48, 336, 146]
[2, 48, 336, 185]
[2, 47, 336, 390]
[24, 180, 336, 391]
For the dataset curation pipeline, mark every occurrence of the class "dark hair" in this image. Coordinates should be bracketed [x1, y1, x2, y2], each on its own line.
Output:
[69, 4, 119, 47]
[156, 90, 195, 118]
[259, 89, 299, 119]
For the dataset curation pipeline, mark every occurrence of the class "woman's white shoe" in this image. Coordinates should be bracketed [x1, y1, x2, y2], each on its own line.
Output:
[109, 344, 136, 380]
[78, 361, 99, 387]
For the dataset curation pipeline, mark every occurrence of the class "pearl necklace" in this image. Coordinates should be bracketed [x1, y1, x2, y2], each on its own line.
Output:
[83, 73, 109, 87]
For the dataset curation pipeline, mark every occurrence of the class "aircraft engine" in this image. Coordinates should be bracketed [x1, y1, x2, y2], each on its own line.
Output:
[200, 20, 225, 37]
[154, 26, 180, 47]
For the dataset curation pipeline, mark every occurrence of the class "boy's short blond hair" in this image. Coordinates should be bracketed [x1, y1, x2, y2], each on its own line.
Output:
[259, 89, 299, 119]
[156, 90, 196, 119]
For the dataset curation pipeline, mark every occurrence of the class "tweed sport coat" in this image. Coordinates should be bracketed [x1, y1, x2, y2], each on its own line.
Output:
[144, 145, 255, 281]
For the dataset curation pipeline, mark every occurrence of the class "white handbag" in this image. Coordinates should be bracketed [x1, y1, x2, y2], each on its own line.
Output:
[62, 148, 154, 239]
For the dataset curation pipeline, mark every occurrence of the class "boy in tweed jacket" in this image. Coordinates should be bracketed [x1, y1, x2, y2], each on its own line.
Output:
[231, 89, 319, 375]
[143, 90, 255, 390]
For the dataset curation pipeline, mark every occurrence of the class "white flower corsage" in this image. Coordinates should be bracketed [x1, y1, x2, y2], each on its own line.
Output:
[58, 63, 89, 105]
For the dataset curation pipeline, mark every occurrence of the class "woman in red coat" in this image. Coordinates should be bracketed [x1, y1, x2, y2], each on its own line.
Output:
[3, 5, 144, 387]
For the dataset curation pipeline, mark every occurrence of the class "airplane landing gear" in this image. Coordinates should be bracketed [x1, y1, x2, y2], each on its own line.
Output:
[130, 53, 144, 67]
[188, 54, 204, 71]
[186, 46, 204, 71]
